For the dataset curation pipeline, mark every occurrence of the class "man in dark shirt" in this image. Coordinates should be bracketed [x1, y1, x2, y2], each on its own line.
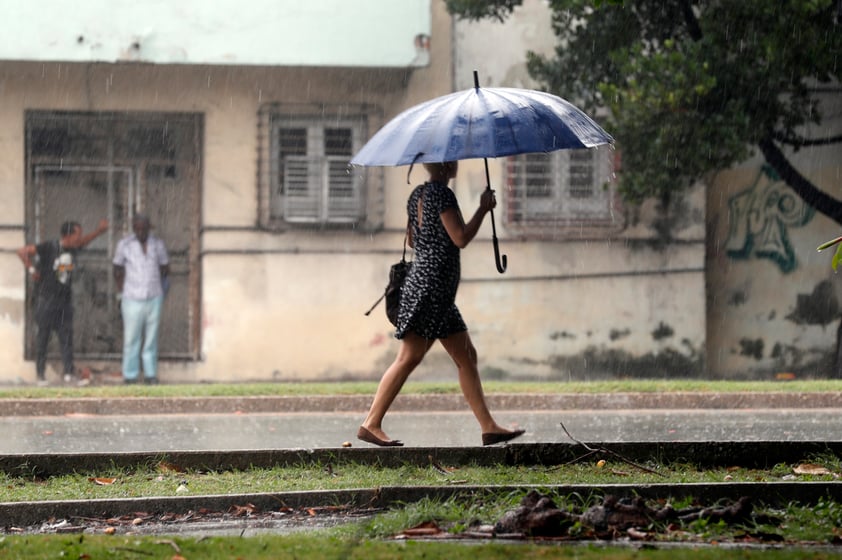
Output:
[18, 219, 108, 385]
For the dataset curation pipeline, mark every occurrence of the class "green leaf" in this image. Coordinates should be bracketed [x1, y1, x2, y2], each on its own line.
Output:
[833, 244, 842, 272]
[817, 236, 842, 252]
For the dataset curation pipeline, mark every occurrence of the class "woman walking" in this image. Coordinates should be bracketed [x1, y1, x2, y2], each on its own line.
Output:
[358, 161, 524, 447]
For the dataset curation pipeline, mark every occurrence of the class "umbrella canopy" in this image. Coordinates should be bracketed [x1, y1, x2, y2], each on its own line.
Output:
[350, 81, 613, 167]
[351, 72, 613, 274]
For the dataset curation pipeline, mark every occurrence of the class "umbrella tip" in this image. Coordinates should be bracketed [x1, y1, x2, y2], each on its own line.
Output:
[473, 70, 479, 90]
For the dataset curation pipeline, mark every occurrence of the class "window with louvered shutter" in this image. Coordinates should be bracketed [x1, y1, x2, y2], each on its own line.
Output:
[505, 146, 618, 231]
[267, 116, 365, 226]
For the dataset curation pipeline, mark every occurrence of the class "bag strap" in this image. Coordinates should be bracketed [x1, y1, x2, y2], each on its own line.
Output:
[364, 289, 387, 316]
[399, 183, 424, 264]
[363, 186, 423, 317]
[400, 216, 408, 263]
[364, 217, 409, 317]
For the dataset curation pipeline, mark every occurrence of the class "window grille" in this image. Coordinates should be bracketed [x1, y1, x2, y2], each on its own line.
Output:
[505, 146, 617, 230]
[265, 114, 366, 226]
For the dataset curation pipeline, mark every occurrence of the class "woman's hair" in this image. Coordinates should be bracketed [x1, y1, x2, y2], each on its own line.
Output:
[423, 161, 457, 175]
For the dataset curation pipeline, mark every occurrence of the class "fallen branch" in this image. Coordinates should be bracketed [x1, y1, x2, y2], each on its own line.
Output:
[677, 496, 753, 523]
[558, 421, 665, 477]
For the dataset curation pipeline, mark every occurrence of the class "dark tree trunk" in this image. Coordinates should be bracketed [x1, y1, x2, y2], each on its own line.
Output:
[758, 136, 842, 226]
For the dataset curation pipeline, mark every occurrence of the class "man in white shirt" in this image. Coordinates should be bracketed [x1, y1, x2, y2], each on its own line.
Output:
[113, 214, 170, 384]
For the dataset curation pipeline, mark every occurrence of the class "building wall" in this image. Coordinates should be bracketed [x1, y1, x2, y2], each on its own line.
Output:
[454, 0, 842, 381]
[2, 0, 431, 68]
[450, 1, 707, 380]
[9, 1, 834, 383]
[706, 91, 842, 378]
[0, 1, 452, 384]
[0, 0, 710, 384]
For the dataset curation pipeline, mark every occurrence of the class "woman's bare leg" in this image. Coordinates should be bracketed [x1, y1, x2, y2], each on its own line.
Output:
[360, 332, 432, 442]
[439, 331, 518, 436]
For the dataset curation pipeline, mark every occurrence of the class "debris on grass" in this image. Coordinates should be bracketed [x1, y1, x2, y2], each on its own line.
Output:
[441, 491, 784, 542]
[793, 463, 836, 477]
[556, 421, 666, 477]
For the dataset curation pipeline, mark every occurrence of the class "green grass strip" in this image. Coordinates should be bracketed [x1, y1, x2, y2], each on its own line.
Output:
[2, 379, 842, 399]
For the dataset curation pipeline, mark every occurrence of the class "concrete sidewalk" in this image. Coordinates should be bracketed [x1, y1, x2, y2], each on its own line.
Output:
[2, 391, 842, 416]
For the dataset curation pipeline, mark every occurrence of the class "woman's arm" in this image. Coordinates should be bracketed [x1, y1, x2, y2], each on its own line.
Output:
[440, 189, 496, 249]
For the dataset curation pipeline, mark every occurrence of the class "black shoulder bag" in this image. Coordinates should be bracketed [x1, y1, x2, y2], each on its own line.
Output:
[365, 186, 424, 326]
[364, 230, 409, 326]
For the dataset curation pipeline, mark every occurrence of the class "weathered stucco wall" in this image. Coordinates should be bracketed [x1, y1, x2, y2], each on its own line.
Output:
[2, 0, 432, 68]
[0, 2, 458, 384]
[706, 93, 842, 378]
[451, 0, 707, 380]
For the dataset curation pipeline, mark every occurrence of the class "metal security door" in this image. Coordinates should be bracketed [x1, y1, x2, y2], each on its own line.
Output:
[25, 111, 202, 365]
[31, 166, 133, 357]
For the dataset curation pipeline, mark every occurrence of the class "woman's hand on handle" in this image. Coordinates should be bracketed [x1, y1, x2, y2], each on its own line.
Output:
[479, 188, 496, 214]
[441, 188, 496, 249]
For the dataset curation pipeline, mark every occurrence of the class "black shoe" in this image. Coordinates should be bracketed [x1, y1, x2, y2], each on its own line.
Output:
[124, 378, 139, 385]
[357, 426, 404, 447]
[482, 429, 525, 446]
[144, 377, 159, 385]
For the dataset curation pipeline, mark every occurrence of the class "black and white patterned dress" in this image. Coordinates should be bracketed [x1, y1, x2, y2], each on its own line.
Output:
[395, 181, 467, 340]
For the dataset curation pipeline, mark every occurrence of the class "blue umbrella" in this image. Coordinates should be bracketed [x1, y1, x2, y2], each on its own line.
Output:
[351, 71, 614, 272]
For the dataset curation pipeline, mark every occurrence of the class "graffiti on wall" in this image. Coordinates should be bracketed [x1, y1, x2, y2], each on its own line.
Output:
[725, 165, 814, 273]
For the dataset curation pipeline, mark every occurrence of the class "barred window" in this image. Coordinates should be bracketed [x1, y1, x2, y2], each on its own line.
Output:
[263, 114, 367, 226]
[505, 146, 617, 231]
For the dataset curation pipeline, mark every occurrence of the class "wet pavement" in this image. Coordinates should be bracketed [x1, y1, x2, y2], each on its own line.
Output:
[3, 394, 842, 536]
[3, 407, 841, 454]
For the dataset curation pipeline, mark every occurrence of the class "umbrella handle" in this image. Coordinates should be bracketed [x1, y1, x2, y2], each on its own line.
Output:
[483, 158, 507, 274]
[491, 223, 507, 274]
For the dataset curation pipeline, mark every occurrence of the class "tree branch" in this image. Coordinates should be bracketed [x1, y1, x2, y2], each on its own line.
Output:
[773, 131, 842, 148]
[679, 0, 703, 40]
[759, 135, 842, 226]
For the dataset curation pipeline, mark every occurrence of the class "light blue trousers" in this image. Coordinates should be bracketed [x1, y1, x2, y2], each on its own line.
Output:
[121, 295, 163, 380]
